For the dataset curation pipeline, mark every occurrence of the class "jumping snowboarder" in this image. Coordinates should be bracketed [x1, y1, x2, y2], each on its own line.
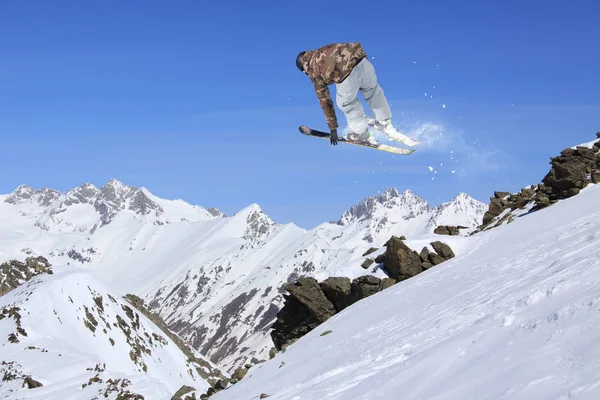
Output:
[296, 42, 412, 147]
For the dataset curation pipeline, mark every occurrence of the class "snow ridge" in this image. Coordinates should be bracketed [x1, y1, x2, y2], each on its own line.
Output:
[0, 266, 215, 399]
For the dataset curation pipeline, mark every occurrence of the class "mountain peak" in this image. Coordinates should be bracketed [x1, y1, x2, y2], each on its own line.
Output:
[93, 180, 162, 225]
[338, 187, 429, 226]
[4, 185, 61, 206]
[4, 185, 36, 204]
[232, 203, 275, 243]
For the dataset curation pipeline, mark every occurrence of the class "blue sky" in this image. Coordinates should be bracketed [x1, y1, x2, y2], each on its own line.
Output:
[1, 0, 599, 229]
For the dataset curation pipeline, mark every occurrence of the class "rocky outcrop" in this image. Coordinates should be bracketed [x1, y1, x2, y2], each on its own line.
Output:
[270, 235, 457, 351]
[374, 236, 455, 280]
[0, 256, 53, 296]
[270, 274, 399, 351]
[477, 132, 600, 231]
[375, 236, 424, 280]
[434, 225, 467, 236]
[123, 294, 226, 388]
[541, 142, 600, 199]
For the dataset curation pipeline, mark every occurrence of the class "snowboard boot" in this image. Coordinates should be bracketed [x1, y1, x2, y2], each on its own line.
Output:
[347, 128, 378, 146]
[369, 118, 395, 134]
[368, 117, 420, 147]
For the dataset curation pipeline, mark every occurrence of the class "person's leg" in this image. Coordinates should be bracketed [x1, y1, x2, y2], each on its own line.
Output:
[359, 59, 392, 123]
[336, 66, 369, 138]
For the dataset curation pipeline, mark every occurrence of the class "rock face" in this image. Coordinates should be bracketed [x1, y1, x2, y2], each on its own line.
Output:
[122, 294, 226, 387]
[375, 236, 455, 280]
[0, 256, 53, 296]
[542, 145, 600, 199]
[477, 133, 600, 231]
[270, 275, 400, 351]
[270, 236, 456, 351]
[433, 225, 466, 236]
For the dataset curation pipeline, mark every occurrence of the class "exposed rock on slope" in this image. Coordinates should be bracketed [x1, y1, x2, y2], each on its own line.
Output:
[477, 132, 600, 231]
[123, 294, 226, 387]
[270, 236, 456, 350]
[0, 268, 214, 399]
[0, 256, 52, 296]
[434, 225, 467, 236]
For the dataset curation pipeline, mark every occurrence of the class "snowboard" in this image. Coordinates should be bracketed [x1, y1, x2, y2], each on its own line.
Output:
[299, 125, 416, 155]
[367, 119, 421, 147]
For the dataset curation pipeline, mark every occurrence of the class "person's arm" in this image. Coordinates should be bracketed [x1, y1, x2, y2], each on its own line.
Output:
[312, 76, 338, 131]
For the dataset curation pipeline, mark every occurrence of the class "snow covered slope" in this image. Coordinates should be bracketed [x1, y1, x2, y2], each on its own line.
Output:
[0, 181, 486, 373]
[0, 266, 217, 399]
[212, 182, 600, 400]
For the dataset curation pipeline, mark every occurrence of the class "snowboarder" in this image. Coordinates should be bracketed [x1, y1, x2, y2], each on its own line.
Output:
[296, 42, 397, 146]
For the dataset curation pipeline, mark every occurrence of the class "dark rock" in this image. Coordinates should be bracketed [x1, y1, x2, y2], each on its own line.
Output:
[565, 187, 581, 197]
[361, 258, 374, 269]
[494, 191, 511, 199]
[430, 241, 455, 260]
[476, 132, 600, 233]
[285, 277, 336, 323]
[428, 252, 446, 266]
[384, 235, 406, 246]
[596, 132, 600, 139]
[422, 262, 433, 270]
[433, 225, 464, 236]
[214, 379, 229, 390]
[362, 247, 378, 256]
[378, 278, 396, 291]
[232, 366, 248, 381]
[419, 247, 430, 262]
[542, 146, 596, 196]
[379, 236, 423, 281]
[320, 277, 352, 312]
[268, 347, 278, 359]
[24, 376, 43, 389]
[270, 277, 336, 350]
[351, 276, 381, 300]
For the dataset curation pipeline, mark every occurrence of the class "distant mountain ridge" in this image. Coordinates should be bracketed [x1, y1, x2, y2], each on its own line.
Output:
[0, 179, 487, 374]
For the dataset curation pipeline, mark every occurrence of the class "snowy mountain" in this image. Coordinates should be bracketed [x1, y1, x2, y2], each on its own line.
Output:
[0, 180, 486, 375]
[337, 188, 487, 243]
[3, 179, 214, 234]
[0, 263, 223, 399]
[211, 174, 600, 400]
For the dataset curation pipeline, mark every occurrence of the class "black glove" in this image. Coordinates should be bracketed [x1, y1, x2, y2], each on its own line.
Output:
[330, 128, 338, 145]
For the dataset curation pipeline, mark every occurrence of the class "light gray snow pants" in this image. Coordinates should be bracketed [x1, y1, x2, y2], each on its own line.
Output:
[335, 58, 392, 135]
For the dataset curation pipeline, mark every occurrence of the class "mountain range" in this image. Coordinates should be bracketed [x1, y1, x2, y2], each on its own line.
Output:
[2, 131, 599, 399]
[0, 179, 487, 376]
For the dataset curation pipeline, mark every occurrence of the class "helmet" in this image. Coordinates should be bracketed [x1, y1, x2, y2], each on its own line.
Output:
[296, 51, 306, 72]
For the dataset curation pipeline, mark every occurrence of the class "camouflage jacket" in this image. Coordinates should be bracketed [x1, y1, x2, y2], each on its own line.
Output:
[300, 42, 367, 130]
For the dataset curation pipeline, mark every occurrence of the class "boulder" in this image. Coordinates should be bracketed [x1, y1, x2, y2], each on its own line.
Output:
[362, 247, 378, 256]
[320, 277, 353, 312]
[350, 276, 381, 301]
[379, 236, 423, 281]
[284, 277, 336, 323]
[433, 225, 466, 236]
[430, 241, 455, 260]
[361, 258, 374, 269]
